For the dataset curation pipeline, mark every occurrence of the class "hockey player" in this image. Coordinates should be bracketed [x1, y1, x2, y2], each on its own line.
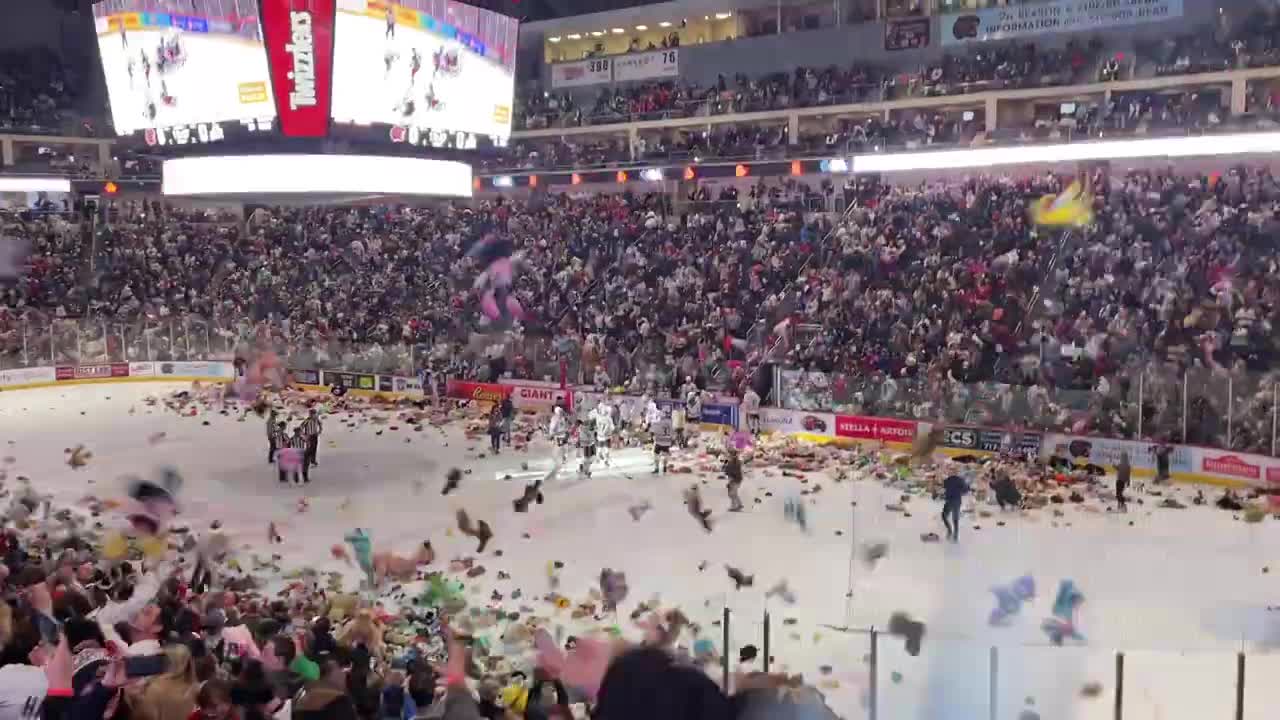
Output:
[385, 6, 395, 38]
[685, 387, 704, 447]
[652, 410, 675, 474]
[549, 405, 571, 466]
[577, 416, 597, 479]
[643, 393, 661, 433]
[594, 400, 616, 467]
[409, 47, 422, 84]
[742, 386, 761, 435]
[679, 376, 699, 402]
[671, 396, 688, 449]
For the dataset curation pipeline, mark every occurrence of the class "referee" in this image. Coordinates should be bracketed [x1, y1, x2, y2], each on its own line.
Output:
[300, 409, 323, 467]
[266, 408, 279, 463]
[290, 427, 310, 484]
[269, 420, 288, 472]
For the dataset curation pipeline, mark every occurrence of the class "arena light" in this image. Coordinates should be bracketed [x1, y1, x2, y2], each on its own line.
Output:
[567, 33, 582, 39]
[683, 166, 697, 180]
[548, 36, 561, 42]
[571, 173, 582, 185]
[162, 155, 473, 197]
[492, 175, 514, 188]
[640, 168, 664, 182]
[659, 21, 672, 27]
[790, 160, 803, 176]
[611, 27, 625, 34]
[635, 24, 648, 30]
[714, 12, 733, 19]
[0, 177, 71, 193]
[734, 164, 750, 178]
[852, 132, 1280, 174]
[528, 175, 538, 188]
[103, 181, 120, 194]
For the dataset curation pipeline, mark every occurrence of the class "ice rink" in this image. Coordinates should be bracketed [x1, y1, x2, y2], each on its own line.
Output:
[6, 382, 1280, 719]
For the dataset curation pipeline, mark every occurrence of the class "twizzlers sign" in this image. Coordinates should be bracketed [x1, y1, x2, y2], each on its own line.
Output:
[261, 0, 334, 137]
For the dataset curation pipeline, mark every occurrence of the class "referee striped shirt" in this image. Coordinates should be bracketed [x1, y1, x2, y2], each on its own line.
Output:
[269, 425, 288, 446]
[300, 415, 322, 437]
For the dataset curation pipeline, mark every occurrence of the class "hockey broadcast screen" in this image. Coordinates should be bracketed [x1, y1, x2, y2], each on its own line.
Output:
[93, 0, 276, 137]
[330, 0, 517, 142]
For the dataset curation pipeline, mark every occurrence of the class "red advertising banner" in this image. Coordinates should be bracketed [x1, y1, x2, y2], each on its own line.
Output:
[56, 363, 130, 381]
[1201, 454, 1262, 481]
[445, 379, 510, 404]
[261, 0, 335, 137]
[835, 414, 917, 443]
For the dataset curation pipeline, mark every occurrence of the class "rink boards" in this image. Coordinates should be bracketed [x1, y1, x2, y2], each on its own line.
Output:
[2, 361, 1276, 489]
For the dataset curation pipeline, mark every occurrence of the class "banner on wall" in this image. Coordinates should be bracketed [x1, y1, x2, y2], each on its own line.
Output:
[940, 425, 1042, 456]
[700, 403, 738, 429]
[759, 409, 834, 437]
[322, 370, 376, 391]
[835, 414, 916, 444]
[128, 362, 155, 377]
[446, 379, 510, 403]
[611, 48, 679, 82]
[885, 17, 930, 51]
[1044, 434, 1193, 473]
[0, 367, 57, 387]
[290, 368, 321, 385]
[499, 379, 571, 410]
[1199, 453, 1270, 483]
[392, 375, 423, 394]
[942, 0, 1182, 45]
[550, 57, 613, 88]
[158, 361, 233, 379]
[56, 364, 129, 381]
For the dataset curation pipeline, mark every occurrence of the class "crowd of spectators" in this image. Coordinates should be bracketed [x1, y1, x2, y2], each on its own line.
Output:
[0, 488, 852, 720]
[4, 164, 1280, 457]
[515, 39, 1108, 131]
[0, 48, 94, 136]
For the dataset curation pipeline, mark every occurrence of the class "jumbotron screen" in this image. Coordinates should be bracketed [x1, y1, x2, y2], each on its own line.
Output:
[93, 0, 276, 137]
[331, 0, 517, 141]
[93, 0, 517, 146]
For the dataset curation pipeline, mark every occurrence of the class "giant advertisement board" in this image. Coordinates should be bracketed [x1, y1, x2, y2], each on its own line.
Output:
[93, 0, 276, 136]
[498, 379, 571, 411]
[330, 0, 516, 141]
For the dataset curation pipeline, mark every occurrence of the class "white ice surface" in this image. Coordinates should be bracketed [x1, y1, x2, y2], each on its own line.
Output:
[4, 382, 1280, 720]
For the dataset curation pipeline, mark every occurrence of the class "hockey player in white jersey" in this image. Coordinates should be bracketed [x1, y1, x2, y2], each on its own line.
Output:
[549, 405, 571, 466]
[594, 400, 616, 466]
[651, 410, 675, 475]
[643, 394, 662, 433]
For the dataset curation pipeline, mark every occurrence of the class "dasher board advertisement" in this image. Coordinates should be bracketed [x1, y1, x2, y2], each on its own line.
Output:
[93, 0, 276, 136]
[330, 0, 516, 141]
